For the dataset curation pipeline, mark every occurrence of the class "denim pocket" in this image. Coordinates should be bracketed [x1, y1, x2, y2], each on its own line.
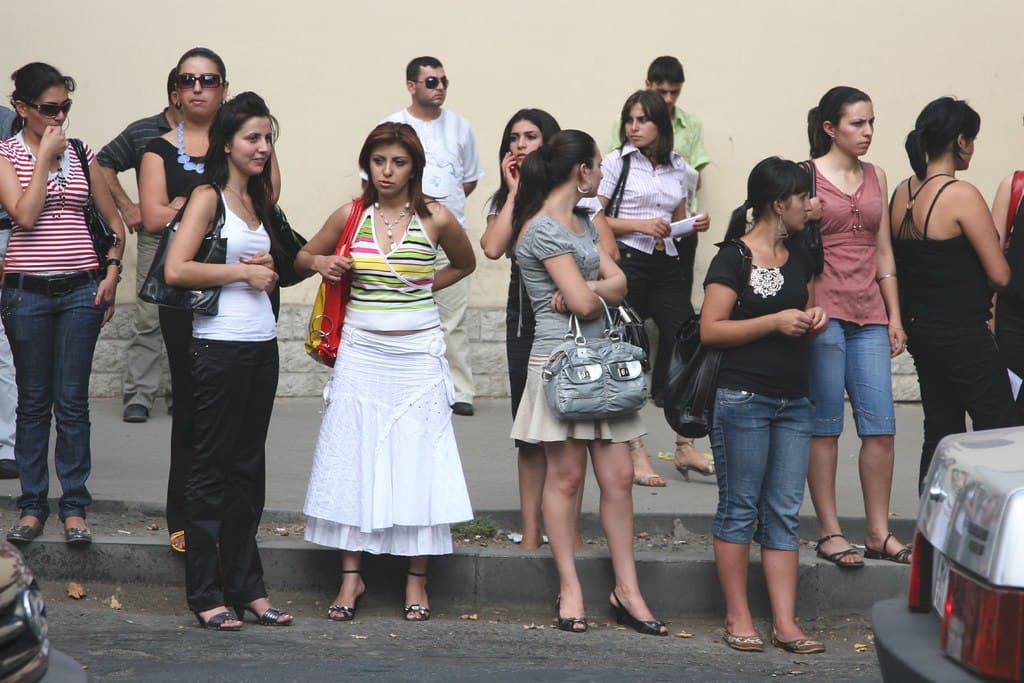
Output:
[0, 288, 20, 318]
[718, 388, 754, 406]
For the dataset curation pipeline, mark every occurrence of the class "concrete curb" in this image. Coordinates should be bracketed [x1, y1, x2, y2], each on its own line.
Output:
[19, 533, 909, 619]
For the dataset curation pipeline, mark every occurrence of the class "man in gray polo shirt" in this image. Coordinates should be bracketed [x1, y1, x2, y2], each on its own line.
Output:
[97, 69, 179, 424]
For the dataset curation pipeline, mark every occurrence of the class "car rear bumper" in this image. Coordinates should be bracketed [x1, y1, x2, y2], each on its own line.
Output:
[872, 597, 982, 683]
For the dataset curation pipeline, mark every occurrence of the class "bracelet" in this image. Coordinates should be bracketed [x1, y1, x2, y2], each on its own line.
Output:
[875, 272, 897, 282]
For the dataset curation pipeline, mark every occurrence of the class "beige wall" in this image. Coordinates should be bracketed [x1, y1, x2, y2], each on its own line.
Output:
[5, 0, 1023, 310]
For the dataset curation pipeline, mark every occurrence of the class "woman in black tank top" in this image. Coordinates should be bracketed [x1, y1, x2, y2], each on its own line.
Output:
[889, 97, 1017, 490]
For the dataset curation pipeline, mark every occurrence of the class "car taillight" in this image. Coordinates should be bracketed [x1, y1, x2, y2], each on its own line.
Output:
[908, 530, 933, 612]
[941, 567, 1024, 681]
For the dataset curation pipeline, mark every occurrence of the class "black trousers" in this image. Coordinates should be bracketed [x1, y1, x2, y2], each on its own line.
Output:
[185, 338, 278, 612]
[159, 306, 194, 536]
[617, 239, 697, 400]
[907, 318, 1020, 491]
[996, 293, 1024, 421]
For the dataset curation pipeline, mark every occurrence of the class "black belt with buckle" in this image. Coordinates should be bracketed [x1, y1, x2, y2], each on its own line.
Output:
[4, 270, 102, 297]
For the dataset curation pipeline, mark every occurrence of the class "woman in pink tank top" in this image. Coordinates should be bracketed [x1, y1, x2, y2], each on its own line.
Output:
[803, 87, 911, 569]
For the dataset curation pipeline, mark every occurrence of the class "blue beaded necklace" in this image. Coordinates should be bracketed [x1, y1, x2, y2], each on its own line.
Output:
[176, 121, 204, 174]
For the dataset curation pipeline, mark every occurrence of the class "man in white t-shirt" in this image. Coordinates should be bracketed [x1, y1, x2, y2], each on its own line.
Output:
[379, 56, 483, 416]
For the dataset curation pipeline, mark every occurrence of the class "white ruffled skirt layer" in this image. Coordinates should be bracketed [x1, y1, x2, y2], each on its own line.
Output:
[303, 325, 473, 556]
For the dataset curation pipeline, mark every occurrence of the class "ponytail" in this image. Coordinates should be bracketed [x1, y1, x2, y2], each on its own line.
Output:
[724, 200, 751, 242]
[807, 107, 830, 159]
[905, 129, 927, 180]
[511, 147, 553, 237]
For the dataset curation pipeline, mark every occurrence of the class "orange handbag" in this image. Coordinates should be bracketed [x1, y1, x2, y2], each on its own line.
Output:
[305, 198, 365, 366]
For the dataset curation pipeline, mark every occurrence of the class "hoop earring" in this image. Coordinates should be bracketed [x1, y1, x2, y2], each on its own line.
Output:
[576, 183, 591, 195]
[775, 213, 787, 238]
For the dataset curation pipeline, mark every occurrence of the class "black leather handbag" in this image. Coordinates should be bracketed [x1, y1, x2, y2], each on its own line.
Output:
[663, 240, 752, 437]
[139, 186, 227, 315]
[267, 204, 310, 288]
[610, 301, 650, 372]
[797, 160, 825, 275]
[70, 139, 121, 264]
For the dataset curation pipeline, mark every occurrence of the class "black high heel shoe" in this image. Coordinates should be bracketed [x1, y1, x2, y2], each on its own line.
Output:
[554, 595, 587, 633]
[194, 610, 242, 631]
[233, 601, 293, 626]
[609, 590, 667, 636]
[403, 570, 431, 621]
[327, 569, 363, 622]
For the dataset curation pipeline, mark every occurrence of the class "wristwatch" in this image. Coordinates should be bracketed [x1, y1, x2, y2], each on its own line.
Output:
[106, 258, 123, 282]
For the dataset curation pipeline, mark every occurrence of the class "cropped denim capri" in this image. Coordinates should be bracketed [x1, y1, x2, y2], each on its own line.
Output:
[807, 319, 895, 437]
[709, 388, 813, 551]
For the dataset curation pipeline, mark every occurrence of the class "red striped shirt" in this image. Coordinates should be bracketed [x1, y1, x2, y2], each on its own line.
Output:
[0, 134, 99, 273]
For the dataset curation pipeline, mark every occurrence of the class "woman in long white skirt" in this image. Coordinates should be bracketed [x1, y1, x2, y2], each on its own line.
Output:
[297, 122, 475, 621]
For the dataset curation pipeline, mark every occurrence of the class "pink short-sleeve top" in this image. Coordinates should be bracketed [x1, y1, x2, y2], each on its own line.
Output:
[812, 160, 888, 325]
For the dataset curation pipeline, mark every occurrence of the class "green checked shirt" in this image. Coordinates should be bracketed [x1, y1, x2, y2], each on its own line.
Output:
[608, 106, 709, 213]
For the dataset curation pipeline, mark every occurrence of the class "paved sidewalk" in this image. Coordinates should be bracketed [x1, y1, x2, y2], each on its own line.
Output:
[0, 397, 927, 524]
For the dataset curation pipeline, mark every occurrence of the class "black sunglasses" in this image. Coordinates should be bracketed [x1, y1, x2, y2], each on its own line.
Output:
[175, 73, 223, 90]
[26, 99, 72, 118]
[416, 76, 449, 90]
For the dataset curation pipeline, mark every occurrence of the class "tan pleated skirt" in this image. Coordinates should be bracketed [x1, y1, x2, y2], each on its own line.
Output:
[510, 354, 646, 444]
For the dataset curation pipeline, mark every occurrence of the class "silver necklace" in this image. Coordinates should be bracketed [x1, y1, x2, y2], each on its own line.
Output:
[374, 201, 410, 249]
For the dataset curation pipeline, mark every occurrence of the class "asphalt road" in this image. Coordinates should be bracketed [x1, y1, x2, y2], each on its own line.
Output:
[46, 582, 883, 682]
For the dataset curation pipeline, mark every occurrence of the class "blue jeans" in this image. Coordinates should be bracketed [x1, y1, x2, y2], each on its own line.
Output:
[709, 388, 813, 550]
[1, 283, 106, 523]
[807, 320, 895, 437]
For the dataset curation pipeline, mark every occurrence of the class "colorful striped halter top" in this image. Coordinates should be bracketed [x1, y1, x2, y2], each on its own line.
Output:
[345, 207, 441, 331]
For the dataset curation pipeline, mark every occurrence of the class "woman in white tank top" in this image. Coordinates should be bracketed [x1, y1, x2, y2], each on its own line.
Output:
[164, 92, 290, 632]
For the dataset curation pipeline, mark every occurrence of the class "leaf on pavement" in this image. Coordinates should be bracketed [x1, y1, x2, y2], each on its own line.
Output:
[674, 630, 694, 638]
[66, 582, 87, 599]
[109, 596, 122, 610]
[459, 613, 478, 621]
[523, 623, 545, 630]
[146, 523, 160, 531]
[854, 643, 870, 653]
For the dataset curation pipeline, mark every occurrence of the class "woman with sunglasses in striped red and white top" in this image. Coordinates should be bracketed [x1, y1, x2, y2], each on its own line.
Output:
[0, 62, 126, 545]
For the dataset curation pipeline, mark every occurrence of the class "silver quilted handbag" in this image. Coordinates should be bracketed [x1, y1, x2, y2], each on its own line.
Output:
[541, 299, 647, 421]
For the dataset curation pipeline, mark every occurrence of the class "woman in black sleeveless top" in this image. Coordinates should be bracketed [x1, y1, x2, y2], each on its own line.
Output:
[889, 97, 1017, 490]
[139, 48, 279, 553]
[139, 47, 226, 554]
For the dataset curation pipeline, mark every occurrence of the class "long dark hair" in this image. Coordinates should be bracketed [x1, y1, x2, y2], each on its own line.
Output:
[617, 90, 673, 165]
[807, 86, 871, 158]
[511, 129, 597, 236]
[905, 97, 980, 179]
[491, 108, 561, 214]
[724, 157, 810, 241]
[358, 122, 432, 217]
[9, 62, 76, 134]
[204, 92, 277, 222]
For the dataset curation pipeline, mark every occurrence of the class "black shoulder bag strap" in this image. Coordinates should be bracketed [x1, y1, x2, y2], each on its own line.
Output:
[69, 138, 91, 195]
[606, 152, 631, 218]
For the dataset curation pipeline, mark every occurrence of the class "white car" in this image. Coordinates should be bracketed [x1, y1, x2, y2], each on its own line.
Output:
[873, 426, 1024, 682]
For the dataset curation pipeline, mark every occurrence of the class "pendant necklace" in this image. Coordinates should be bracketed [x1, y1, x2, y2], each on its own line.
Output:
[176, 122, 205, 174]
[375, 201, 410, 249]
